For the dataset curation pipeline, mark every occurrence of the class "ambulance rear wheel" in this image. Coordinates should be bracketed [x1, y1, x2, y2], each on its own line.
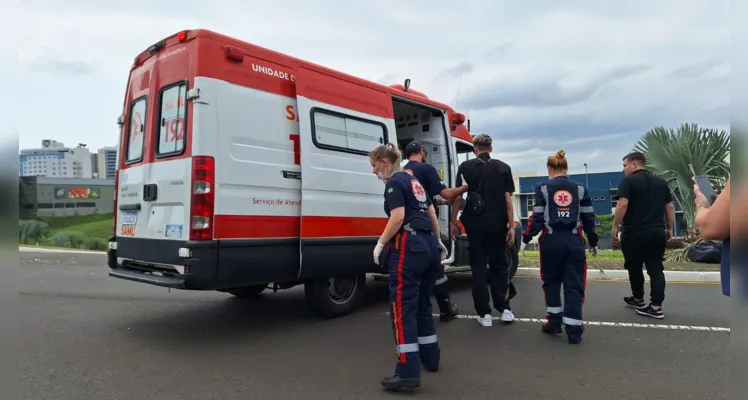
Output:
[305, 274, 366, 318]
[506, 246, 519, 280]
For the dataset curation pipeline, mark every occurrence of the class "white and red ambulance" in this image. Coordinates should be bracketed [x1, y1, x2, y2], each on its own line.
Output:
[108, 29, 521, 318]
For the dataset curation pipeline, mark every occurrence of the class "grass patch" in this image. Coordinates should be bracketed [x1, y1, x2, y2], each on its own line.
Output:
[19, 214, 113, 251]
[522, 250, 625, 262]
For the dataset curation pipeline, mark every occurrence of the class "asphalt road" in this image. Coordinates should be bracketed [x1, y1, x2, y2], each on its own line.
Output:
[20, 250, 730, 400]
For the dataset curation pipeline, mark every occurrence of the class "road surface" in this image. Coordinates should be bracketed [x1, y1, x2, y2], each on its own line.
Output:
[19, 250, 729, 400]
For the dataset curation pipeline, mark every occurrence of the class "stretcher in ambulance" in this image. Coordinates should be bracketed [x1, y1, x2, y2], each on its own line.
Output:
[108, 29, 521, 318]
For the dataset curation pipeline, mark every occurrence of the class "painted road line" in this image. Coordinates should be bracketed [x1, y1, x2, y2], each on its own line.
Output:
[381, 312, 730, 333]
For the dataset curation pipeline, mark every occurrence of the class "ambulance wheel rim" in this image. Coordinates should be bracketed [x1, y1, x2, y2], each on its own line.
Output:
[328, 277, 357, 304]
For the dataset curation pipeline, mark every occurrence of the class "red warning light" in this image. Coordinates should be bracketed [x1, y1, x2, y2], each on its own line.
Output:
[177, 31, 187, 42]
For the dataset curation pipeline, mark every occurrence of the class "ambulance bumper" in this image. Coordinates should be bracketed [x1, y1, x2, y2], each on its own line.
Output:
[107, 236, 219, 290]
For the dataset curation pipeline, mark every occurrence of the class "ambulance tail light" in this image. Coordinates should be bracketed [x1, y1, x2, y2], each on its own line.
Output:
[225, 46, 245, 63]
[190, 156, 215, 241]
[113, 170, 119, 236]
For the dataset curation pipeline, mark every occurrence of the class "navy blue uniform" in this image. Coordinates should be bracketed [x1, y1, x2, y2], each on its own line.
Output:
[383, 171, 442, 382]
[403, 161, 458, 321]
[522, 176, 598, 343]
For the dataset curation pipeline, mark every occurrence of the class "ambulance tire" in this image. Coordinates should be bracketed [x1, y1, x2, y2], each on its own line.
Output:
[304, 274, 367, 318]
[226, 284, 267, 298]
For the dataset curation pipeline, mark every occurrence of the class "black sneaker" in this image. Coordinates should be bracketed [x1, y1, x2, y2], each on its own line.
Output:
[622, 296, 647, 309]
[636, 305, 664, 319]
[381, 375, 420, 390]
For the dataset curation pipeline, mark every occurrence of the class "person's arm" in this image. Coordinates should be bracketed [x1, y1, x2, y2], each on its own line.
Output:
[450, 165, 465, 226]
[504, 166, 516, 228]
[522, 183, 546, 243]
[428, 204, 440, 238]
[379, 182, 405, 244]
[731, 180, 747, 239]
[612, 178, 631, 229]
[695, 179, 730, 240]
[579, 185, 599, 247]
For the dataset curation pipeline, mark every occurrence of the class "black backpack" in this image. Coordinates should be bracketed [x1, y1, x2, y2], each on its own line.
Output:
[464, 159, 494, 216]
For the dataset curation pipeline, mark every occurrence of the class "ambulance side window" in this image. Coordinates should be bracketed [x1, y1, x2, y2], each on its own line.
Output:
[311, 108, 387, 155]
[125, 96, 147, 163]
[157, 82, 188, 156]
[455, 142, 475, 165]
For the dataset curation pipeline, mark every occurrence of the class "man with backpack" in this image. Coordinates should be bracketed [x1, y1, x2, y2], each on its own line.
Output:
[450, 133, 516, 327]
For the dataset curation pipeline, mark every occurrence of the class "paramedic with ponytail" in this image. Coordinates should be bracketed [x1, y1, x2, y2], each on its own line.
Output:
[370, 142, 446, 391]
[520, 150, 598, 344]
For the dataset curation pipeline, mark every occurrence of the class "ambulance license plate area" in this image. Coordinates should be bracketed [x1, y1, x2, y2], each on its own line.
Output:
[121, 212, 138, 226]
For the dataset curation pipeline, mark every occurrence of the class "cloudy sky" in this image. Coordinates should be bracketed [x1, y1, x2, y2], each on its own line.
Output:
[5, 0, 729, 175]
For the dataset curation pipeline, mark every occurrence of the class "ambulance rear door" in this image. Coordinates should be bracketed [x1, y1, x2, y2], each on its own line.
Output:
[294, 66, 397, 279]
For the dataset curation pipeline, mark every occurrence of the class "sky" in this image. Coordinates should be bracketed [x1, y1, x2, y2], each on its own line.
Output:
[3, 0, 730, 175]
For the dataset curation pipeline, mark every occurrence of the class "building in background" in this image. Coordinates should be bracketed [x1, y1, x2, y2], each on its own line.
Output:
[97, 146, 118, 179]
[91, 153, 99, 178]
[20, 176, 114, 217]
[516, 171, 685, 247]
[19, 140, 92, 179]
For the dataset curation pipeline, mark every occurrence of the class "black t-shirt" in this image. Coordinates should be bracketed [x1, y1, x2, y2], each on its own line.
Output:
[403, 161, 447, 199]
[616, 169, 674, 232]
[456, 153, 515, 229]
[384, 171, 433, 230]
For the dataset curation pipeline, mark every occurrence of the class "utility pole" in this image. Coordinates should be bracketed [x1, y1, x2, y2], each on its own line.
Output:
[583, 163, 589, 189]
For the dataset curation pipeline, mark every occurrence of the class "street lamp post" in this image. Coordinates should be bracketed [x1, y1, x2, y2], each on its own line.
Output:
[583, 163, 589, 189]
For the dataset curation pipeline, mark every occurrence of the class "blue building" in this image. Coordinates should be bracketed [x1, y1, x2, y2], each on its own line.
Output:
[516, 171, 685, 237]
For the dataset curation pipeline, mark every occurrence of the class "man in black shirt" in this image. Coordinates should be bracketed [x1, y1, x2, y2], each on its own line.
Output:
[449, 133, 516, 327]
[613, 152, 675, 319]
[402, 141, 467, 322]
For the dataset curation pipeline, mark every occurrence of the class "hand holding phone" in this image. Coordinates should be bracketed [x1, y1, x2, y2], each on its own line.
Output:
[689, 164, 718, 206]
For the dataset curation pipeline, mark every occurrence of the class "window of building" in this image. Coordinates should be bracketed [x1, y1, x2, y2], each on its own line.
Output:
[157, 82, 188, 156]
[610, 188, 619, 209]
[126, 97, 147, 163]
[526, 195, 535, 212]
[311, 109, 387, 155]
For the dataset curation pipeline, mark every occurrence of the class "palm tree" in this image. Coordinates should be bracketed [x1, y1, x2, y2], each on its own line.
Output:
[632, 123, 730, 231]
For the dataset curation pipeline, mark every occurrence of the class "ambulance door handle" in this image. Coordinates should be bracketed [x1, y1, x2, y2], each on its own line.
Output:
[119, 203, 142, 211]
[143, 184, 158, 202]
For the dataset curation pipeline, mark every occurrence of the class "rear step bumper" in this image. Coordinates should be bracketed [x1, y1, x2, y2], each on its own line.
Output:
[109, 268, 187, 289]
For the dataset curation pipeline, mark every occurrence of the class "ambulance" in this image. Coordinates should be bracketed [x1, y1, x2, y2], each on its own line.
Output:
[107, 29, 521, 318]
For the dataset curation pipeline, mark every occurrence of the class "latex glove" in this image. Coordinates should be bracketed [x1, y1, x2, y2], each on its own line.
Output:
[520, 242, 527, 257]
[439, 241, 448, 261]
[373, 242, 385, 265]
[590, 246, 598, 257]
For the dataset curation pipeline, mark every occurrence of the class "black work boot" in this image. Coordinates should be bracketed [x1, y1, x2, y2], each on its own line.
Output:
[381, 375, 420, 390]
[439, 301, 459, 322]
[541, 321, 563, 336]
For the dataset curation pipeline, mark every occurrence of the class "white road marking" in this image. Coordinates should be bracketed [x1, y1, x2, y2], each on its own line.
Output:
[381, 312, 730, 333]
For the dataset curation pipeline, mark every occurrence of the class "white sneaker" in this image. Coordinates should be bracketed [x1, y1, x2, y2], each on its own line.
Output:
[477, 314, 493, 327]
[500, 309, 514, 324]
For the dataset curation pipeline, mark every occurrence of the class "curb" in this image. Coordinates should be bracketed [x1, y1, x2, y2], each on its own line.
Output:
[19, 247, 721, 283]
[514, 267, 721, 283]
[19, 246, 106, 255]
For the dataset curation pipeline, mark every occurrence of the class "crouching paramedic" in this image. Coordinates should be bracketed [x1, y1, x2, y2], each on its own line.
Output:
[520, 150, 598, 344]
[403, 141, 468, 322]
[370, 143, 447, 390]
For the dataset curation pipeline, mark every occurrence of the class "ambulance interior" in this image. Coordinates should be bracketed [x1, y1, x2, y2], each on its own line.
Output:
[393, 100, 454, 242]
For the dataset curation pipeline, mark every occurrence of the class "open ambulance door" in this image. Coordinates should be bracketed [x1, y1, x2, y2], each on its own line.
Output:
[294, 67, 397, 280]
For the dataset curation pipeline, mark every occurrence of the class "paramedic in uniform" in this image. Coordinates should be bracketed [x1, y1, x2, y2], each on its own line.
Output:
[520, 150, 598, 344]
[370, 143, 447, 390]
[403, 141, 468, 322]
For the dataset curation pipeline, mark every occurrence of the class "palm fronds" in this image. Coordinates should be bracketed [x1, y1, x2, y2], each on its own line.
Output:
[632, 123, 730, 230]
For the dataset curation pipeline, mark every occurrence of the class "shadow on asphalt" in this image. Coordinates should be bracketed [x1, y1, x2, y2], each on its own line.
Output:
[113, 272, 523, 349]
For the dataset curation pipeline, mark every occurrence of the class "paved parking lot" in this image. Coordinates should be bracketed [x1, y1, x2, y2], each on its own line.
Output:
[19, 250, 730, 400]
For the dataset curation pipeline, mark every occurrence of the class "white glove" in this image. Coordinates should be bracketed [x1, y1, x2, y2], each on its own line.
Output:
[373, 242, 385, 265]
[590, 246, 598, 257]
[439, 241, 448, 261]
[520, 242, 527, 257]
